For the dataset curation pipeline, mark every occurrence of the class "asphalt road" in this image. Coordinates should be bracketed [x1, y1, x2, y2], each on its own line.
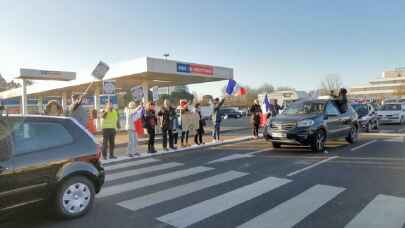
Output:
[3, 122, 405, 228]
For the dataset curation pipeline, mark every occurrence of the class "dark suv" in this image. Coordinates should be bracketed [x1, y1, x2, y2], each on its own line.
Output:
[263, 99, 359, 152]
[0, 115, 105, 219]
[221, 108, 242, 119]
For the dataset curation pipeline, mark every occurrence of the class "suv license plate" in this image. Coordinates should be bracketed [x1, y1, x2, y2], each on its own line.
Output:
[272, 132, 286, 138]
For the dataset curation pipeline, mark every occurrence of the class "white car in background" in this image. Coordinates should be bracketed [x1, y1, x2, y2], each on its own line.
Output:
[377, 103, 405, 124]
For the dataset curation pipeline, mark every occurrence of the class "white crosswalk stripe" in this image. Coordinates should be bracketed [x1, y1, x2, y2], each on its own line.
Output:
[117, 171, 248, 212]
[344, 194, 405, 228]
[98, 166, 214, 198]
[104, 158, 160, 171]
[238, 184, 345, 228]
[157, 176, 291, 228]
[105, 162, 183, 182]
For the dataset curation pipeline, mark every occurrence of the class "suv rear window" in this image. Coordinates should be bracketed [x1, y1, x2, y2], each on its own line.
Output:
[14, 121, 74, 155]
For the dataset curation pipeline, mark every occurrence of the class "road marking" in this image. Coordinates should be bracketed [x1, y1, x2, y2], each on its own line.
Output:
[345, 195, 405, 228]
[105, 162, 183, 182]
[157, 176, 291, 228]
[207, 149, 271, 164]
[286, 156, 338, 177]
[118, 171, 248, 211]
[350, 140, 378, 151]
[238, 184, 345, 228]
[104, 158, 160, 171]
[383, 137, 405, 143]
[98, 166, 214, 198]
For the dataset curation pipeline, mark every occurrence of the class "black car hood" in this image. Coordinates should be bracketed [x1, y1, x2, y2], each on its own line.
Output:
[272, 113, 321, 122]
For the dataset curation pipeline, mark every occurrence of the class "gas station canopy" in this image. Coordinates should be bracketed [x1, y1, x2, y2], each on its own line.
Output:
[0, 57, 234, 99]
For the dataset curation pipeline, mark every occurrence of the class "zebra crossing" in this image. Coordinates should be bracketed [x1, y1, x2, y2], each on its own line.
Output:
[101, 157, 405, 228]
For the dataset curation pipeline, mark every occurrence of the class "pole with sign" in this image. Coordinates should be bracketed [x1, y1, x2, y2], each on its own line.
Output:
[131, 85, 144, 102]
[152, 86, 159, 102]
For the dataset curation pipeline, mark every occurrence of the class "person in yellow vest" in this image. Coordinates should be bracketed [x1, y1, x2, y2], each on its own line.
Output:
[101, 100, 120, 159]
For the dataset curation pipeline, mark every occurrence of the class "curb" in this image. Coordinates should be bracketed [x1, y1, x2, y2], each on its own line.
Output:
[360, 132, 405, 137]
[102, 135, 255, 165]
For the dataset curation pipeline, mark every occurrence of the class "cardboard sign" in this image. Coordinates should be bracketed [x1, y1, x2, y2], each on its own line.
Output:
[103, 80, 116, 95]
[131, 86, 144, 101]
[181, 112, 199, 131]
[92, 61, 110, 80]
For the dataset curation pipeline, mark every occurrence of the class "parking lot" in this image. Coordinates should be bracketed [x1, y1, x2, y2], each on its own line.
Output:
[2, 118, 405, 228]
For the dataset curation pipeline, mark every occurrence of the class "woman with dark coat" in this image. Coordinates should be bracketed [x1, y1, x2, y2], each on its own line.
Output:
[194, 103, 205, 145]
[143, 102, 158, 153]
[249, 99, 262, 138]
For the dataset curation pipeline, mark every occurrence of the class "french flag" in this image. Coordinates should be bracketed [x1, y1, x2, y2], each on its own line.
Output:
[226, 79, 247, 96]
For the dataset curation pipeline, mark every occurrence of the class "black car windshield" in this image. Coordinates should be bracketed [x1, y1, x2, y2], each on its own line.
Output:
[380, 104, 401, 111]
[284, 101, 325, 115]
[352, 104, 369, 116]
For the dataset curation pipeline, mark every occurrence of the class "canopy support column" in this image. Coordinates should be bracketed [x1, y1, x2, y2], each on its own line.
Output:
[21, 79, 27, 115]
[94, 85, 101, 131]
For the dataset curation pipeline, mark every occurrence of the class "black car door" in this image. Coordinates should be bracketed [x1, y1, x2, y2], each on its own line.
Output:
[10, 118, 75, 208]
[324, 102, 342, 138]
[0, 128, 14, 212]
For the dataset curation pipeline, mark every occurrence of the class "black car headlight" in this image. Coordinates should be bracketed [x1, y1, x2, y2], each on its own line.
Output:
[297, 119, 314, 127]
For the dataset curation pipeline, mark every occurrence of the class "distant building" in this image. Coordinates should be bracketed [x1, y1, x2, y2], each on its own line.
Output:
[349, 68, 405, 99]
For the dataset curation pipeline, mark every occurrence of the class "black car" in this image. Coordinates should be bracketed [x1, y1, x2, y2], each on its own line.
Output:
[351, 103, 379, 132]
[0, 115, 105, 219]
[221, 108, 242, 119]
[263, 99, 359, 152]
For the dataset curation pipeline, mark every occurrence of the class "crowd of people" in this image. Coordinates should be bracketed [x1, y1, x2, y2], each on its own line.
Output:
[42, 93, 291, 160]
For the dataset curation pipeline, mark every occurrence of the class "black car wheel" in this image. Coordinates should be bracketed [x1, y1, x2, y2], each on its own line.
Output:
[373, 120, 379, 130]
[55, 176, 95, 219]
[346, 125, 358, 144]
[272, 142, 282, 148]
[311, 130, 326, 153]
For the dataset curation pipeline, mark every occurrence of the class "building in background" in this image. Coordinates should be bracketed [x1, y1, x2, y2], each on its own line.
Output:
[349, 68, 405, 99]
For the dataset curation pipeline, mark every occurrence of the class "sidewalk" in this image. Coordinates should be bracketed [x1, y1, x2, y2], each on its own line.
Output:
[100, 129, 253, 163]
[95, 126, 250, 148]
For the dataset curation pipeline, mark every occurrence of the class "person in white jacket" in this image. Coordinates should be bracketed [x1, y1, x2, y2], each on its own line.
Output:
[125, 101, 143, 157]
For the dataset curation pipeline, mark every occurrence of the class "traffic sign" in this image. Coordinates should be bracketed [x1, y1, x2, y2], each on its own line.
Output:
[131, 86, 144, 101]
[103, 80, 116, 95]
[152, 86, 159, 101]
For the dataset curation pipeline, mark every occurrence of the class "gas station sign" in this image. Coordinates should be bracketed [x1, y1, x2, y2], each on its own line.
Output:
[176, 63, 213, 76]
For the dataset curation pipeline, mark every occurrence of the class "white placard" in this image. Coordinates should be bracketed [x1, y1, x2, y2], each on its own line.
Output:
[131, 86, 144, 101]
[92, 61, 110, 80]
[152, 86, 159, 102]
[103, 80, 116, 95]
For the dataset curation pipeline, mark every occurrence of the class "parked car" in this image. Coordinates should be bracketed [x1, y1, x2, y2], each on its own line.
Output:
[377, 103, 405, 125]
[221, 108, 243, 119]
[263, 99, 359, 152]
[351, 103, 379, 132]
[0, 115, 105, 219]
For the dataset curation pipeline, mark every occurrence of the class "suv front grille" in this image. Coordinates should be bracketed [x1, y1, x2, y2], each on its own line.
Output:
[271, 122, 296, 131]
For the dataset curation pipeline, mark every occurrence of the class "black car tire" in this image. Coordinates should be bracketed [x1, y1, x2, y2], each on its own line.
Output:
[346, 125, 358, 144]
[272, 142, 282, 148]
[373, 120, 379, 130]
[55, 176, 95, 219]
[310, 130, 326, 153]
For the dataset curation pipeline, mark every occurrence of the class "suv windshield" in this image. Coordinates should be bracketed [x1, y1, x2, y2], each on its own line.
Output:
[380, 104, 401, 111]
[352, 104, 369, 117]
[284, 101, 325, 115]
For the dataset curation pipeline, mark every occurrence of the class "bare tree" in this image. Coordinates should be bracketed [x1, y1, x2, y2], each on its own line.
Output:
[320, 74, 343, 96]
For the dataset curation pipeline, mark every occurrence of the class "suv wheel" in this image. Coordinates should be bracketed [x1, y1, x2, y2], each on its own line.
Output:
[346, 125, 358, 144]
[311, 130, 326, 153]
[272, 142, 282, 148]
[55, 176, 95, 219]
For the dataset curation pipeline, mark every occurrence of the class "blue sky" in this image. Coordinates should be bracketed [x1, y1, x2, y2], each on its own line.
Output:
[1, 0, 405, 97]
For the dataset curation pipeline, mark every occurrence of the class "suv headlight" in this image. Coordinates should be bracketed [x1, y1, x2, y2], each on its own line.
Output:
[297, 119, 314, 127]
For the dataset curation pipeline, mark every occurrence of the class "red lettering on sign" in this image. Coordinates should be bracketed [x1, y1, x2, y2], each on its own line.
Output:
[190, 64, 213, 75]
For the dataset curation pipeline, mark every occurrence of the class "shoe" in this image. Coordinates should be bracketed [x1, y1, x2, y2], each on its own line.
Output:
[109, 155, 117, 159]
[170, 146, 177, 150]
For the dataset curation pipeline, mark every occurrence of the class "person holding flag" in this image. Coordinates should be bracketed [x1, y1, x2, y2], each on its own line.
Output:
[125, 101, 144, 157]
